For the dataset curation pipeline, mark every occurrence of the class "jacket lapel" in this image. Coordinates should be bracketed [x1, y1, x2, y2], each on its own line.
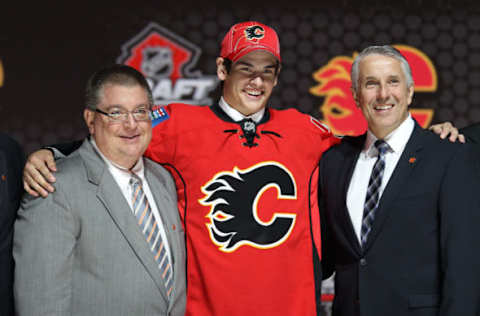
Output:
[337, 135, 365, 255]
[144, 160, 185, 302]
[362, 123, 425, 252]
[79, 141, 169, 301]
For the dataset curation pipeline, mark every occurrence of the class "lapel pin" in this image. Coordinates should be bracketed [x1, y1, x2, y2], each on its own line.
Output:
[409, 157, 416, 164]
[172, 224, 176, 231]
[1, 175, 5, 181]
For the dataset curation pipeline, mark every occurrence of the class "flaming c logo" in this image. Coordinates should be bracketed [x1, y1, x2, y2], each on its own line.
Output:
[245, 25, 265, 41]
[310, 45, 436, 136]
[200, 162, 297, 253]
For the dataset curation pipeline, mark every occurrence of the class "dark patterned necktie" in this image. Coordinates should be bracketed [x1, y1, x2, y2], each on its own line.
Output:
[361, 140, 390, 248]
[130, 174, 173, 298]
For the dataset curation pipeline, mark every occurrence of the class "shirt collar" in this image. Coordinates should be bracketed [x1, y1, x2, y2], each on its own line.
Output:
[90, 138, 145, 179]
[363, 114, 415, 157]
[218, 96, 265, 123]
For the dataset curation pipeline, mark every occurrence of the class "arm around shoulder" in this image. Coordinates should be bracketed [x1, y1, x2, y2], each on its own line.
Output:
[459, 122, 480, 144]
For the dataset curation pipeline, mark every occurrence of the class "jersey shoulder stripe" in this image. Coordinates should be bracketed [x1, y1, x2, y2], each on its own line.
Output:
[310, 116, 331, 133]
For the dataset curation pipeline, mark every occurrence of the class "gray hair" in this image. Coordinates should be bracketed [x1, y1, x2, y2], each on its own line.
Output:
[85, 64, 153, 110]
[350, 45, 414, 94]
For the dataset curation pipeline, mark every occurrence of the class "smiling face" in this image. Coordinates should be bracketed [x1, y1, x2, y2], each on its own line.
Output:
[217, 50, 279, 116]
[353, 54, 414, 139]
[84, 83, 152, 169]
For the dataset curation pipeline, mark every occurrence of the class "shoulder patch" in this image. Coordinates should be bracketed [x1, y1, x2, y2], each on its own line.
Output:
[310, 116, 330, 132]
[151, 105, 170, 127]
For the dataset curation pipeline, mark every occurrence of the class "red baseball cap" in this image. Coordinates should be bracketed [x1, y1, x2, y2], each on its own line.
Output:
[220, 21, 281, 62]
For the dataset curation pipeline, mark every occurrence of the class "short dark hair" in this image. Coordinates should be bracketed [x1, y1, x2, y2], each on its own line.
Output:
[85, 64, 153, 110]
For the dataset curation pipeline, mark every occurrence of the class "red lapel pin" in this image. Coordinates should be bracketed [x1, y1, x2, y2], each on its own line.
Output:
[409, 157, 416, 164]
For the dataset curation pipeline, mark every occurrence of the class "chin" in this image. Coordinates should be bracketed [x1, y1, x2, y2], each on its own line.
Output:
[123, 146, 144, 157]
[245, 102, 267, 114]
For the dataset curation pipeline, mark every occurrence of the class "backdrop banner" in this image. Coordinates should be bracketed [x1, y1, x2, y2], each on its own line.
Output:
[2, 2, 478, 315]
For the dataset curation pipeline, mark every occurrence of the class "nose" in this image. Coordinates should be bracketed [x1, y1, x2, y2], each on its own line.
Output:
[377, 84, 389, 101]
[250, 74, 264, 86]
[123, 112, 139, 128]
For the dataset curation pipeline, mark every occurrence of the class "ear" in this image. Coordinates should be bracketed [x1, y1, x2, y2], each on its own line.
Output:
[273, 64, 281, 87]
[216, 57, 228, 81]
[84, 109, 95, 135]
[406, 84, 414, 106]
[351, 87, 360, 108]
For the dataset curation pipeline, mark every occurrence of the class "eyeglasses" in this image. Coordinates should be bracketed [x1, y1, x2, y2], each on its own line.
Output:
[94, 107, 152, 122]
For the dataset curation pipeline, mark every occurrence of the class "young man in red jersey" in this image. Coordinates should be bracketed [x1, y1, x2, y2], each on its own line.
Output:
[143, 21, 339, 316]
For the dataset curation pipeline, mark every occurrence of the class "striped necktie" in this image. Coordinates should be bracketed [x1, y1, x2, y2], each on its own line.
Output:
[361, 140, 390, 248]
[130, 174, 173, 298]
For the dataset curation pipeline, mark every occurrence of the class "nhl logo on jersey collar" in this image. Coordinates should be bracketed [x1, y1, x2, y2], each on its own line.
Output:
[242, 120, 256, 133]
[223, 116, 282, 148]
[239, 118, 258, 147]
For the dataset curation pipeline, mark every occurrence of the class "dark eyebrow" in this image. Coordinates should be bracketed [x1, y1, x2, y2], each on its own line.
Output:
[235, 61, 253, 67]
[104, 105, 123, 110]
[235, 61, 277, 69]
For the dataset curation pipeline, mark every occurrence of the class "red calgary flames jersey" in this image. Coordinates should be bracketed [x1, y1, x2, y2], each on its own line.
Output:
[145, 103, 339, 316]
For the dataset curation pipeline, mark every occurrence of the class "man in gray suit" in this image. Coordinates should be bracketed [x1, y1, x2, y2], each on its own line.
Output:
[13, 65, 186, 316]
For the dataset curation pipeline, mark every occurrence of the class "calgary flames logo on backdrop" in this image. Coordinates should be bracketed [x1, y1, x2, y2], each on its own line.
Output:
[117, 22, 218, 105]
[310, 45, 436, 135]
[200, 162, 297, 253]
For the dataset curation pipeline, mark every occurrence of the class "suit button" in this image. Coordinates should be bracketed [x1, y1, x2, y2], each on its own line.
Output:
[360, 258, 367, 266]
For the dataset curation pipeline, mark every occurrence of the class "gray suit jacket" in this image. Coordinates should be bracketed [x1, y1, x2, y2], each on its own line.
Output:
[13, 140, 186, 316]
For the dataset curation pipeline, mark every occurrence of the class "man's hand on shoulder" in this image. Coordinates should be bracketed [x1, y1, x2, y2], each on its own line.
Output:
[428, 121, 465, 143]
[23, 149, 57, 198]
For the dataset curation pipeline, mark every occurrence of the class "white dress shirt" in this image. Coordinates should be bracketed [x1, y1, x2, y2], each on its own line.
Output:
[90, 139, 173, 267]
[346, 115, 415, 243]
[219, 96, 265, 123]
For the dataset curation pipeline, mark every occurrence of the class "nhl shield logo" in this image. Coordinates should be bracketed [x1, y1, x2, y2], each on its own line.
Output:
[141, 46, 174, 80]
[117, 22, 218, 106]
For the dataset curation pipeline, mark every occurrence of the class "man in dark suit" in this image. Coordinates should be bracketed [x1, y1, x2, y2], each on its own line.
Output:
[0, 133, 24, 316]
[319, 45, 480, 316]
[460, 123, 480, 144]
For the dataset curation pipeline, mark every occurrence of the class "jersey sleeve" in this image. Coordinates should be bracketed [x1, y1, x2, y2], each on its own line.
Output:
[144, 104, 177, 165]
[309, 115, 341, 154]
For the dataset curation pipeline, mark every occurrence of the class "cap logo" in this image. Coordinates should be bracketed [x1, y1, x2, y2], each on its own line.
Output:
[245, 25, 265, 41]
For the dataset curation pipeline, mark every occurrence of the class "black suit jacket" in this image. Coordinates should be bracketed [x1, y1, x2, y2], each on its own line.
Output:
[460, 123, 480, 144]
[319, 123, 480, 316]
[0, 133, 24, 315]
